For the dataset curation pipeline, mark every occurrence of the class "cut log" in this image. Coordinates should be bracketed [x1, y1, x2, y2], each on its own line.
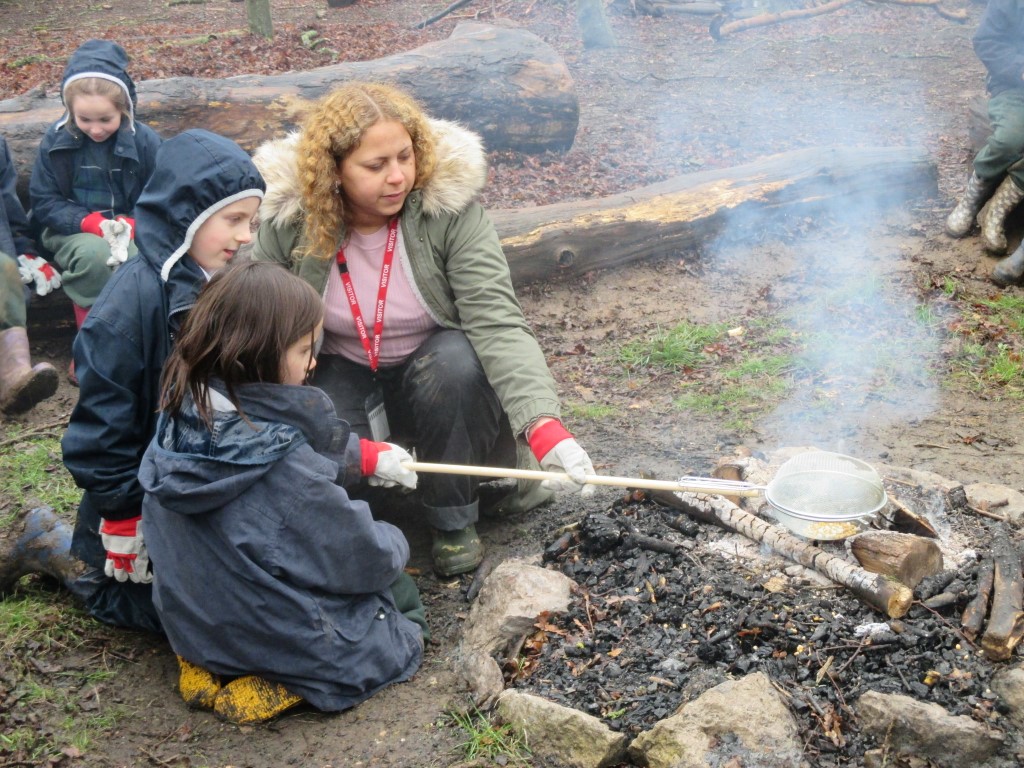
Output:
[846, 531, 944, 590]
[961, 556, 994, 641]
[491, 146, 937, 285]
[653, 490, 914, 618]
[980, 523, 1024, 662]
[0, 23, 579, 195]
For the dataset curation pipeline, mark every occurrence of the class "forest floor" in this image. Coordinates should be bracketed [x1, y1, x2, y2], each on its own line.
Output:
[3, 0, 1024, 766]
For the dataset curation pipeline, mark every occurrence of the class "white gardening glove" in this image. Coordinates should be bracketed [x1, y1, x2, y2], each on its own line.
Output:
[360, 439, 418, 490]
[100, 218, 132, 268]
[528, 419, 597, 498]
[98, 515, 153, 584]
[16, 254, 62, 297]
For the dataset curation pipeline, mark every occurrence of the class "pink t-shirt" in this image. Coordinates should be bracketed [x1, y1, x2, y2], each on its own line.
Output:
[321, 222, 440, 366]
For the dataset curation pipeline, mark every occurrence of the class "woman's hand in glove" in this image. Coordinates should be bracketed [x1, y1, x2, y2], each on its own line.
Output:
[359, 439, 418, 489]
[527, 419, 596, 498]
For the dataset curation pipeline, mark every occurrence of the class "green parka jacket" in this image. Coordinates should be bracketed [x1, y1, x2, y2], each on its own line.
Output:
[250, 119, 561, 442]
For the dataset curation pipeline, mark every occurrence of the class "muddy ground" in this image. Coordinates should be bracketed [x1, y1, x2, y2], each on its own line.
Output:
[2, 0, 1023, 766]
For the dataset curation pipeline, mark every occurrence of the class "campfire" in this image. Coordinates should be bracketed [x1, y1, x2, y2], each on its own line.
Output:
[469, 447, 1023, 766]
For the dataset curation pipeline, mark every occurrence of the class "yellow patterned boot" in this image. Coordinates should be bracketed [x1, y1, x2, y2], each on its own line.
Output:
[177, 656, 222, 710]
[213, 675, 303, 725]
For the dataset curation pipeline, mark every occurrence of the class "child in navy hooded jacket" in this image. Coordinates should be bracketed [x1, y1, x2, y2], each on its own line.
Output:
[29, 39, 161, 382]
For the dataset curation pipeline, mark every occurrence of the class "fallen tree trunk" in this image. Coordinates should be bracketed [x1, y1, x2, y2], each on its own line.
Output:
[492, 145, 938, 285]
[0, 22, 578, 193]
[652, 489, 914, 618]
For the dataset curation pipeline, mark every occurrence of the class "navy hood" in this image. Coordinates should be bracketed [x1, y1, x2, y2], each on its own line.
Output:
[141, 383, 350, 516]
[132, 129, 265, 282]
[59, 39, 137, 131]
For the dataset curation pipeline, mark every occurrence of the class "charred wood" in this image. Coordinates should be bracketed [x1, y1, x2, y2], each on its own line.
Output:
[961, 556, 994, 641]
[980, 523, 1024, 661]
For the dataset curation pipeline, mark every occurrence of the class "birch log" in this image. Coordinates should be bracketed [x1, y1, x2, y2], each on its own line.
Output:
[655, 490, 914, 618]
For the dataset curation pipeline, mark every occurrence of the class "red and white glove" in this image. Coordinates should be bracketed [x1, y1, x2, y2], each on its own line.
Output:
[100, 218, 132, 268]
[98, 515, 153, 584]
[81, 211, 107, 237]
[360, 439, 418, 490]
[17, 254, 62, 296]
[115, 215, 136, 237]
[528, 419, 596, 498]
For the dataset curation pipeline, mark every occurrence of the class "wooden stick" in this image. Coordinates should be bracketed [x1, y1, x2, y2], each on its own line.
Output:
[402, 461, 765, 496]
[710, 0, 856, 41]
[653, 490, 914, 618]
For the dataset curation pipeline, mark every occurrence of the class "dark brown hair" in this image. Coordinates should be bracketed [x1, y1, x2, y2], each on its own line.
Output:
[160, 261, 324, 428]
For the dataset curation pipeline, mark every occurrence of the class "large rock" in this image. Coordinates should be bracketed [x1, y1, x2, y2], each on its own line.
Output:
[456, 558, 575, 707]
[627, 672, 806, 768]
[990, 665, 1024, 728]
[496, 690, 628, 768]
[964, 482, 1024, 526]
[856, 690, 1004, 766]
[460, 558, 575, 658]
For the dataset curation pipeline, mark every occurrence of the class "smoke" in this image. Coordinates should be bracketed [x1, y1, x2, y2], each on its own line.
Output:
[660, 83, 947, 453]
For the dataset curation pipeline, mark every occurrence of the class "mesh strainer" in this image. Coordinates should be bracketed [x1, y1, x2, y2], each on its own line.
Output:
[675, 450, 888, 521]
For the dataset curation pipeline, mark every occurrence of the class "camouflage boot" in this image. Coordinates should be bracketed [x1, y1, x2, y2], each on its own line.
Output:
[980, 177, 1024, 254]
[945, 172, 995, 238]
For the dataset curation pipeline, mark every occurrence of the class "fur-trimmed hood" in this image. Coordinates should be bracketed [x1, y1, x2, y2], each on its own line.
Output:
[253, 118, 487, 226]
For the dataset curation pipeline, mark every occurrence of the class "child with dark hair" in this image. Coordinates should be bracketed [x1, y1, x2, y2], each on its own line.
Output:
[139, 261, 424, 725]
[29, 39, 161, 383]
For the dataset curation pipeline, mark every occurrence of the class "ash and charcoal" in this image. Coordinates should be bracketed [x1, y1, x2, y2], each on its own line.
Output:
[512, 494, 1003, 763]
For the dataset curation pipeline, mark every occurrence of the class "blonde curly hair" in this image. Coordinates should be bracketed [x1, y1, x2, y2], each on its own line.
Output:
[297, 82, 438, 261]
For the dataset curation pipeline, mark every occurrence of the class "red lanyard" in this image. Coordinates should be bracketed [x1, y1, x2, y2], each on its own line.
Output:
[334, 217, 399, 372]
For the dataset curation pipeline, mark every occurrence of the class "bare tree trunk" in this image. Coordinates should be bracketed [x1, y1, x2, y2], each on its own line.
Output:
[245, 0, 273, 38]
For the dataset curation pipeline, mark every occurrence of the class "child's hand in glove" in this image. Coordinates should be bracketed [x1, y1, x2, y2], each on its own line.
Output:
[17, 254, 62, 296]
[100, 218, 132, 268]
[99, 515, 153, 584]
[359, 439, 418, 489]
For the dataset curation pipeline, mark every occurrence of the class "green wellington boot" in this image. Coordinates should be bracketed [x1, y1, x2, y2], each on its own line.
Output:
[431, 524, 484, 577]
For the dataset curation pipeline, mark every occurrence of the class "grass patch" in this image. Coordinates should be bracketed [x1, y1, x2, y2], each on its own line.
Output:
[947, 292, 1024, 397]
[0, 588, 92, 657]
[563, 402, 618, 421]
[618, 321, 729, 372]
[0, 433, 79, 516]
[448, 707, 531, 765]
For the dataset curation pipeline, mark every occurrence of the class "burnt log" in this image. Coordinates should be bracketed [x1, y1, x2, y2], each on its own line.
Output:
[846, 531, 944, 590]
[961, 556, 994, 641]
[654, 490, 914, 618]
[0, 23, 579, 195]
[491, 145, 937, 285]
[980, 523, 1024, 662]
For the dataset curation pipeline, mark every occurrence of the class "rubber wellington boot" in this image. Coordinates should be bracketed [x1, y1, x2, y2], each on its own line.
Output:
[945, 172, 995, 238]
[431, 524, 484, 576]
[992, 241, 1024, 287]
[980, 177, 1024, 254]
[177, 655, 222, 710]
[213, 675, 303, 724]
[0, 507, 90, 598]
[0, 327, 58, 415]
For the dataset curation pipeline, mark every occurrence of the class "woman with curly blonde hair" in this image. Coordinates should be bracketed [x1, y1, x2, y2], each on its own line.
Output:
[252, 82, 595, 577]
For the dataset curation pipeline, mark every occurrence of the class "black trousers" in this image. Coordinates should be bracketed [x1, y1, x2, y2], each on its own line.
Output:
[312, 330, 514, 531]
